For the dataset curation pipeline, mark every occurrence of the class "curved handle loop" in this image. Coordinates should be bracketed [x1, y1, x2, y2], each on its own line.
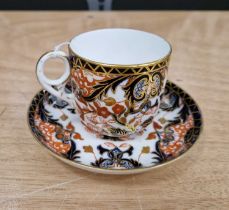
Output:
[36, 48, 75, 107]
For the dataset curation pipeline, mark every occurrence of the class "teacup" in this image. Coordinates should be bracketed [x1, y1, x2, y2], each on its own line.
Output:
[36, 28, 171, 138]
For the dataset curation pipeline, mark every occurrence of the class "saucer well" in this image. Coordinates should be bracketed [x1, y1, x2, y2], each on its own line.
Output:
[28, 81, 202, 174]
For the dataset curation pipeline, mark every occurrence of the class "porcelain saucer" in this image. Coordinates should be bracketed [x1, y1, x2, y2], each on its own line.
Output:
[27, 81, 202, 175]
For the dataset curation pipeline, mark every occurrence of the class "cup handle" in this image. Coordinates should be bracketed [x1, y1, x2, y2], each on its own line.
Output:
[36, 50, 75, 106]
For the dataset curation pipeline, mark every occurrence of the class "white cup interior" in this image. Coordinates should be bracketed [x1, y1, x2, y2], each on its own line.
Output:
[70, 28, 171, 65]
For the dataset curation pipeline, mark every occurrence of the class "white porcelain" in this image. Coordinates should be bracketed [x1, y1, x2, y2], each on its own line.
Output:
[69, 28, 171, 65]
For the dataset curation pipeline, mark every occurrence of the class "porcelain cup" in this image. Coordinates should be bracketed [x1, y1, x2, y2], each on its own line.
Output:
[36, 28, 171, 138]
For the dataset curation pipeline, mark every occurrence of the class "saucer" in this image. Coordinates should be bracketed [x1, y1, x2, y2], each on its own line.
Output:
[28, 81, 202, 174]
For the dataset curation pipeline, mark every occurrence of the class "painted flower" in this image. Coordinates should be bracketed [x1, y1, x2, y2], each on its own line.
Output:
[97, 106, 110, 118]
[112, 104, 125, 115]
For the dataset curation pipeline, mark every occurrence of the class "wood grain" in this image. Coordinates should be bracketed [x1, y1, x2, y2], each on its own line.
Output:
[0, 11, 229, 210]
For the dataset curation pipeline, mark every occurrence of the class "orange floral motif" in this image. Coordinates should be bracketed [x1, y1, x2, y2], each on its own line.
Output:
[72, 67, 111, 97]
[53, 142, 71, 154]
[35, 113, 71, 154]
[112, 104, 125, 115]
[146, 132, 157, 140]
[160, 115, 194, 157]
[38, 122, 55, 141]
[72, 68, 95, 96]
[66, 122, 75, 132]
[153, 121, 162, 130]
[97, 106, 110, 118]
[56, 133, 64, 139]
[73, 133, 84, 140]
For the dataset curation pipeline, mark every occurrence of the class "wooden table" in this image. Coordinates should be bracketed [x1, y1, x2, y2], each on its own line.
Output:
[0, 11, 228, 210]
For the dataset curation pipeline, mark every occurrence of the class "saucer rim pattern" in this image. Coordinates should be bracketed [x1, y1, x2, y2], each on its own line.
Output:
[27, 81, 203, 174]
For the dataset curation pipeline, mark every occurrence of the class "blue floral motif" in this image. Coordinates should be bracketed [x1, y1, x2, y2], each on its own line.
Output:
[92, 145, 142, 169]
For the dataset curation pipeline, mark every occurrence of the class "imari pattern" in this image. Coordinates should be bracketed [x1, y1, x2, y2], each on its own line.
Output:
[66, 51, 170, 138]
[28, 81, 202, 172]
